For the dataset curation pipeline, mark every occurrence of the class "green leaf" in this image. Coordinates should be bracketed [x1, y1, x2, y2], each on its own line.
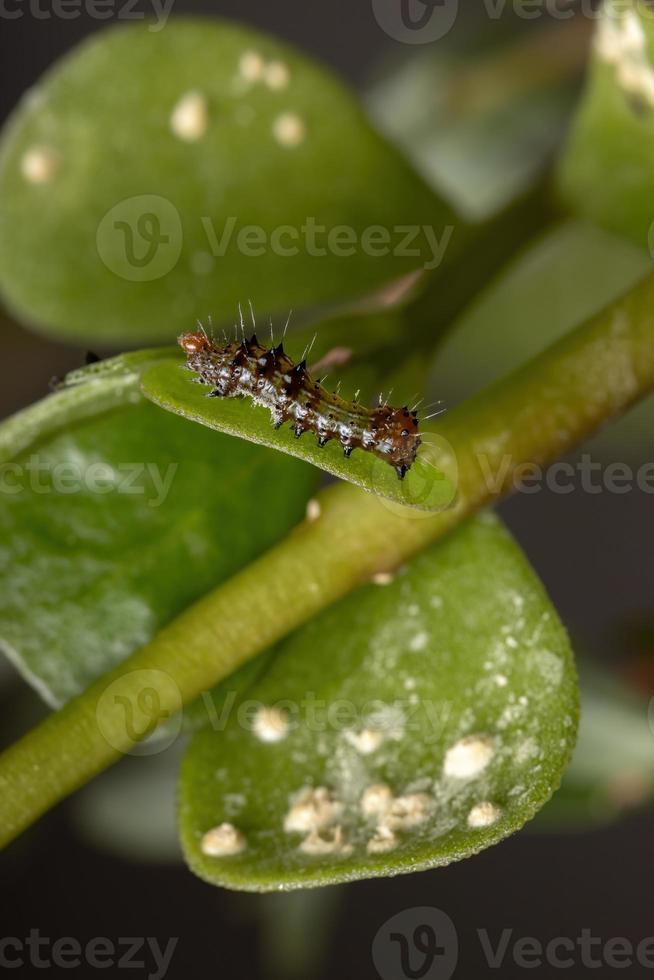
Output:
[141, 358, 456, 513]
[367, 19, 585, 220]
[558, 0, 654, 249]
[429, 218, 650, 407]
[179, 513, 578, 891]
[534, 665, 654, 828]
[0, 386, 317, 707]
[0, 19, 451, 346]
[427, 217, 654, 462]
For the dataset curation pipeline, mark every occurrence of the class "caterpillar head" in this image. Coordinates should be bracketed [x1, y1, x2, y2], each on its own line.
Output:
[179, 331, 211, 354]
[373, 406, 421, 477]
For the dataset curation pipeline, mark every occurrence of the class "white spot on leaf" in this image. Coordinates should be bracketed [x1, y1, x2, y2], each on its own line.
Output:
[284, 786, 343, 834]
[467, 801, 502, 829]
[265, 61, 291, 90]
[360, 783, 394, 819]
[367, 824, 399, 854]
[299, 825, 352, 856]
[443, 735, 494, 779]
[170, 91, 209, 142]
[201, 822, 246, 856]
[20, 146, 59, 184]
[345, 728, 385, 754]
[273, 112, 306, 147]
[253, 705, 289, 743]
[409, 631, 429, 652]
[239, 50, 265, 83]
[305, 498, 321, 523]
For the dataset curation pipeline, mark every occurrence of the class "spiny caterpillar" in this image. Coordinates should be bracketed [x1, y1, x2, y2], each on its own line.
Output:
[178, 328, 421, 479]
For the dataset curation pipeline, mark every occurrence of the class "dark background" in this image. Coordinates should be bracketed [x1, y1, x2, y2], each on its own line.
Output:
[1, 2, 653, 978]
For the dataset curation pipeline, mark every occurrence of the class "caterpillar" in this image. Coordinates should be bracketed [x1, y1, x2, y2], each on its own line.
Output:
[178, 329, 421, 479]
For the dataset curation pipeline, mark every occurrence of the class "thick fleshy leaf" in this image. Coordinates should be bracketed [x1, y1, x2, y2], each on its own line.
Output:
[558, 0, 654, 250]
[0, 19, 451, 345]
[534, 665, 654, 828]
[141, 358, 456, 513]
[179, 513, 578, 891]
[429, 219, 650, 406]
[0, 378, 317, 707]
[367, 19, 586, 220]
[427, 219, 654, 460]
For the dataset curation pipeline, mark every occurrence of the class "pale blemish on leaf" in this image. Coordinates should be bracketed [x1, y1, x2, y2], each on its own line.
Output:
[443, 735, 495, 779]
[170, 90, 209, 142]
[467, 801, 502, 829]
[408, 630, 429, 652]
[595, 6, 654, 107]
[238, 49, 265, 83]
[252, 705, 290, 744]
[360, 783, 393, 819]
[264, 61, 291, 91]
[344, 728, 385, 755]
[299, 825, 352, 856]
[305, 498, 321, 523]
[283, 786, 343, 834]
[201, 822, 247, 856]
[273, 112, 306, 147]
[20, 146, 60, 184]
[367, 825, 398, 854]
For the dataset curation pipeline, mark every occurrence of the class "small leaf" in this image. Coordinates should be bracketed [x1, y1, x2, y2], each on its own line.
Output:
[368, 19, 585, 220]
[141, 358, 456, 513]
[535, 665, 654, 828]
[0, 19, 450, 345]
[0, 388, 317, 706]
[429, 219, 650, 408]
[558, 0, 654, 249]
[179, 513, 578, 891]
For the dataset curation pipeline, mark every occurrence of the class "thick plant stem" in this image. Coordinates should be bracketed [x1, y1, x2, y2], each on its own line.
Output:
[2, 271, 654, 846]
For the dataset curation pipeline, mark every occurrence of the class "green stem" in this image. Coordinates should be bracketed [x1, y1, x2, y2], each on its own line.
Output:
[2, 270, 654, 846]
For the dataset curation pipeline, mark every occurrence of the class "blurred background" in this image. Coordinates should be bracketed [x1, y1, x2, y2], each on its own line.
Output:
[2, 1, 654, 977]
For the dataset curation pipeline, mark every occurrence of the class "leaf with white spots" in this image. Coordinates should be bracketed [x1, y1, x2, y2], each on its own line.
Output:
[179, 513, 578, 890]
[558, 0, 654, 249]
[0, 19, 452, 345]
